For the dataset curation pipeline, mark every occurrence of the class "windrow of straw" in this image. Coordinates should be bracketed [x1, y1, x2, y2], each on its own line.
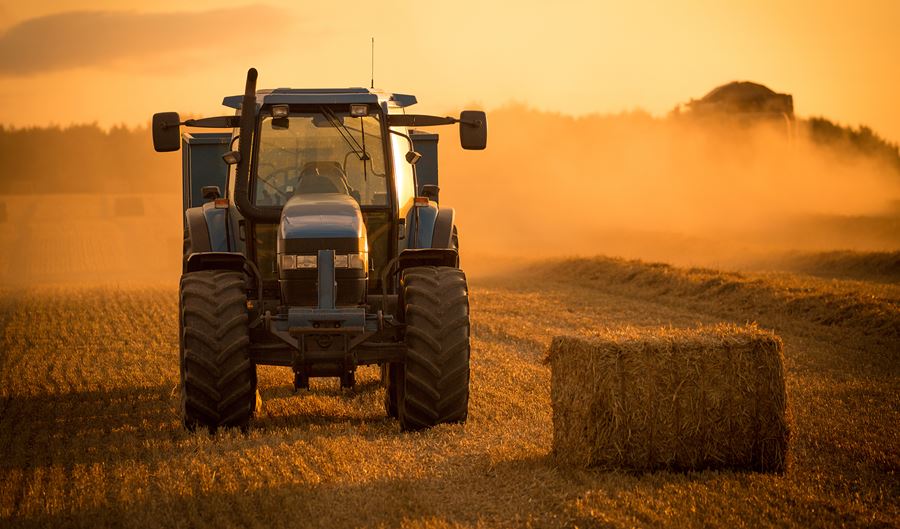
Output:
[532, 257, 900, 345]
[547, 324, 791, 472]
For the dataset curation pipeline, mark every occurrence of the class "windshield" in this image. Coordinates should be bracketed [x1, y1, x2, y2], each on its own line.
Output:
[254, 109, 388, 207]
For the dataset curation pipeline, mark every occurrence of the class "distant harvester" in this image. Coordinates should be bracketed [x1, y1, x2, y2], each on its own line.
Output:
[675, 81, 795, 135]
[687, 81, 794, 117]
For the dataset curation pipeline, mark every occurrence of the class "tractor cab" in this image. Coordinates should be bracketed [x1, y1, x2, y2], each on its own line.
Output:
[232, 99, 399, 300]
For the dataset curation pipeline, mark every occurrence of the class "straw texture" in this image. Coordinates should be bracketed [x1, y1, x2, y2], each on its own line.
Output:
[548, 324, 791, 472]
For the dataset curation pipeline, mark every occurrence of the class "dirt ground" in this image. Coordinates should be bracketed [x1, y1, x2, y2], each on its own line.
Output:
[1, 258, 897, 528]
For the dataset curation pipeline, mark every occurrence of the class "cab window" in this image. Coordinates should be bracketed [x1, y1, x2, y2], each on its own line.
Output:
[253, 110, 388, 207]
[391, 125, 416, 219]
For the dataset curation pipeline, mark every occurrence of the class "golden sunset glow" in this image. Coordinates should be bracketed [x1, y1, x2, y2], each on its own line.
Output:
[0, 0, 898, 141]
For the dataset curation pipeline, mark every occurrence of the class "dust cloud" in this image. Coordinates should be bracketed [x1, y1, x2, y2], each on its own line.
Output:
[1, 106, 899, 285]
[0, 193, 182, 286]
[440, 106, 900, 275]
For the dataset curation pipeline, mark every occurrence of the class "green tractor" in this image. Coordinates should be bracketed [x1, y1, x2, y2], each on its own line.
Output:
[153, 68, 486, 432]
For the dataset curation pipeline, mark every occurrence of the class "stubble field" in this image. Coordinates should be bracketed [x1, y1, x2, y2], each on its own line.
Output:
[1, 255, 898, 528]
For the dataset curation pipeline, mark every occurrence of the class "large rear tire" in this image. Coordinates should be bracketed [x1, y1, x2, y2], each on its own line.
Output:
[179, 270, 259, 432]
[398, 266, 470, 431]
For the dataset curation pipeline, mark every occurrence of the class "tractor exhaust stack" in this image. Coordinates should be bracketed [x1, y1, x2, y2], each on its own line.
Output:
[234, 67, 281, 223]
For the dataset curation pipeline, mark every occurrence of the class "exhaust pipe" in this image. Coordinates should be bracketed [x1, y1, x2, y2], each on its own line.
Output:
[234, 68, 282, 223]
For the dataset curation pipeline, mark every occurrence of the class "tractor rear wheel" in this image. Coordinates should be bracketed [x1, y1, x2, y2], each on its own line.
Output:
[179, 270, 259, 432]
[398, 266, 470, 431]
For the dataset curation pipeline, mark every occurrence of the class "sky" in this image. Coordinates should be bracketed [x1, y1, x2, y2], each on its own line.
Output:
[0, 0, 898, 142]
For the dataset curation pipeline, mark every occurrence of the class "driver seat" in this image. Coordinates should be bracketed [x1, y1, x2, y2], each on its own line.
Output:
[296, 172, 341, 194]
[296, 162, 352, 196]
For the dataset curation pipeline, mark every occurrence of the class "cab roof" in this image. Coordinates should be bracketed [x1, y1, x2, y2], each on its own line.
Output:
[222, 88, 417, 110]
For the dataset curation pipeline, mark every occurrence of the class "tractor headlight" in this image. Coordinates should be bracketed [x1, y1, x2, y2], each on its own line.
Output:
[280, 253, 366, 270]
[295, 255, 318, 269]
[281, 254, 317, 270]
[272, 104, 290, 118]
[347, 253, 366, 270]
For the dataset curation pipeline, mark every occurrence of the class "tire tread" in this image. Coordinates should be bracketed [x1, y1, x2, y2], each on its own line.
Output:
[398, 266, 470, 431]
[180, 270, 257, 432]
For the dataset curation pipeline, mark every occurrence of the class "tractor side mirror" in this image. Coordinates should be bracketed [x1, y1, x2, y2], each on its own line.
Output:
[459, 110, 487, 150]
[152, 112, 181, 152]
[405, 150, 422, 165]
[222, 150, 241, 165]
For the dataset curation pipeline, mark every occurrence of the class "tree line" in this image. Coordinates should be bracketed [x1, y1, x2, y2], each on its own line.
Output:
[805, 117, 900, 174]
[0, 114, 897, 195]
[0, 123, 178, 194]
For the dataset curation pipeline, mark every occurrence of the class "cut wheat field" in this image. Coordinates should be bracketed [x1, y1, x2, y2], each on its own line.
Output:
[1, 258, 898, 528]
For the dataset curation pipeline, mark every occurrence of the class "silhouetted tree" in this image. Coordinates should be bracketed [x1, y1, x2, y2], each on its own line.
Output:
[806, 117, 900, 173]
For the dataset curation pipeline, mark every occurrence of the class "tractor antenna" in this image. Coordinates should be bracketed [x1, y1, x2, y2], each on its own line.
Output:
[370, 37, 375, 89]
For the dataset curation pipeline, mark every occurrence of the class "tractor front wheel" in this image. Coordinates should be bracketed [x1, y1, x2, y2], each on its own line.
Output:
[179, 270, 259, 432]
[398, 266, 470, 431]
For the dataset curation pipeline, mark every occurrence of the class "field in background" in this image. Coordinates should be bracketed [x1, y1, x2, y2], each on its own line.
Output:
[1, 257, 897, 528]
[744, 250, 900, 284]
[0, 194, 181, 285]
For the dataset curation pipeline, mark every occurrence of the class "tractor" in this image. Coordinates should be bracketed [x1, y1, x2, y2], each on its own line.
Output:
[152, 68, 486, 432]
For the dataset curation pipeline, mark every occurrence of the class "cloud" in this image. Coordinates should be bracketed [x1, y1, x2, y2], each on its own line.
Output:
[0, 6, 292, 76]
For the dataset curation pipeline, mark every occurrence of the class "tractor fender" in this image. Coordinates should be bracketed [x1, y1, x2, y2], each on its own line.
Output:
[184, 203, 230, 253]
[408, 204, 455, 249]
[385, 205, 461, 290]
[431, 208, 455, 249]
[202, 201, 230, 251]
[185, 252, 247, 273]
[184, 207, 211, 253]
[397, 248, 459, 271]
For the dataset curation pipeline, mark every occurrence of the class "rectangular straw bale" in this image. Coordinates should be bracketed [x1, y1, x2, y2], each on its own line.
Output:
[547, 324, 790, 472]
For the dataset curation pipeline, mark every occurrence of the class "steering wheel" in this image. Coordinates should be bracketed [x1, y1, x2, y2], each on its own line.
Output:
[297, 162, 354, 196]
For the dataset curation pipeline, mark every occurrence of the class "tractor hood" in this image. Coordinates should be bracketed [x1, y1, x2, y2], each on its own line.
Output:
[277, 193, 369, 307]
[277, 193, 367, 255]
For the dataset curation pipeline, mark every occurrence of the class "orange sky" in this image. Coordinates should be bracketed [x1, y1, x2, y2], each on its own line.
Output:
[0, 0, 898, 142]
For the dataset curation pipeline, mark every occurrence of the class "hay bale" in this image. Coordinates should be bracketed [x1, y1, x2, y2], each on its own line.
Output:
[547, 324, 790, 472]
